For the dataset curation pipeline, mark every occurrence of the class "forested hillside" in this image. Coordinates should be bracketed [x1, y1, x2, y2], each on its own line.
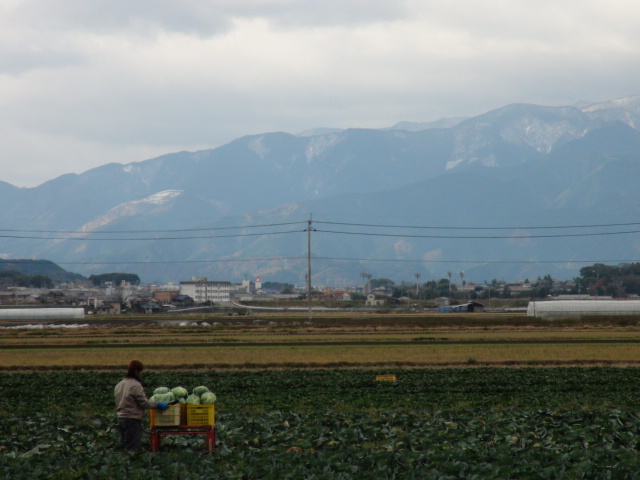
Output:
[0, 259, 85, 284]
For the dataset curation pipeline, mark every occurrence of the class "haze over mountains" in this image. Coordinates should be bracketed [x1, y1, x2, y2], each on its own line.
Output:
[2, 96, 640, 285]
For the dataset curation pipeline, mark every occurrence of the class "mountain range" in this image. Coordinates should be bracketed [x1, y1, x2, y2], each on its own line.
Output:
[2, 95, 640, 286]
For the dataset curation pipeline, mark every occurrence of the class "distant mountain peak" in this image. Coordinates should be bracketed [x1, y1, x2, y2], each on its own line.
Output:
[387, 117, 467, 131]
[445, 103, 594, 170]
[296, 127, 344, 137]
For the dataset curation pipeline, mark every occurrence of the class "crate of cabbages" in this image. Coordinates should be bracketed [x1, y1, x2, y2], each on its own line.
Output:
[149, 385, 216, 426]
[149, 404, 182, 426]
[186, 386, 216, 425]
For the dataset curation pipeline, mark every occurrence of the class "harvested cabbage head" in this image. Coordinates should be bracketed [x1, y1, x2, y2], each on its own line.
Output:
[200, 392, 217, 404]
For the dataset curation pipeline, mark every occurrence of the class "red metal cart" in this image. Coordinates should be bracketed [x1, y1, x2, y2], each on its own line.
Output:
[149, 424, 216, 453]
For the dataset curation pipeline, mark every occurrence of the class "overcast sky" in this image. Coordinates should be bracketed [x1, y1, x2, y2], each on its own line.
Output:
[2, 0, 639, 187]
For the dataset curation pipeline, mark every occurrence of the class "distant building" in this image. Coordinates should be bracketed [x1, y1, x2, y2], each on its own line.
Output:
[149, 282, 180, 292]
[505, 282, 532, 294]
[171, 295, 194, 306]
[95, 301, 122, 315]
[365, 294, 385, 306]
[315, 289, 353, 301]
[0, 308, 85, 320]
[153, 290, 181, 304]
[179, 277, 231, 303]
[439, 302, 485, 313]
[554, 294, 612, 300]
[528, 300, 640, 318]
[435, 297, 450, 307]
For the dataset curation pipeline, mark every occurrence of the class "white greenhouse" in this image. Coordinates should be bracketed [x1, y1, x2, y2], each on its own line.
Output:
[527, 300, 640, 318]
[0, 308, 85, 320]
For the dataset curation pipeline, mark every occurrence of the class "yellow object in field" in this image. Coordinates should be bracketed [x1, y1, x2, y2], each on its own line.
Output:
[187, 404, 215, 425]
[375, 374, 397, 382]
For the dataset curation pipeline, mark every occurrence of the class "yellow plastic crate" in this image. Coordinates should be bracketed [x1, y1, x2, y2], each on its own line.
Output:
[149, 404, 182, 426]
[187, 404, 215, 426]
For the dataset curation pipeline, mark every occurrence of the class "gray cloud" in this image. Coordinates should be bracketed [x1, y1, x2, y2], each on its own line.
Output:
[1, 0, 639, 187]
[6, 0, 407, 37]
[8, 0, 233, 36]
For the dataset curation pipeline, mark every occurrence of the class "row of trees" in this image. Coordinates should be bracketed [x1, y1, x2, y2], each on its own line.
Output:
[0, 269, 54, 289]
[576, 263, 640, 298]
[362, 263, 640, 301]
[88, 273, 141, 287]
[0, 269, 141, 289]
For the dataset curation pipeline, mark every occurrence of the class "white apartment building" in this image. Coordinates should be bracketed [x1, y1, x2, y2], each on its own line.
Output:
[179, 277, 231, 303]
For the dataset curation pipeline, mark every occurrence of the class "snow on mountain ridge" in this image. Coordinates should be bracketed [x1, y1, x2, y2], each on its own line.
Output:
[305, 133, 342, 164]
[142, 190, 184, 205]
[79, 189, 183, 232]
[500, 116, 588, 154]
[582, 95, 640, 113]
[248, 136, 270, 158]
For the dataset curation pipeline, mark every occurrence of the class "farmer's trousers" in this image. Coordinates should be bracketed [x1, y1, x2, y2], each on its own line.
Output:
[118, 417, 143, 452]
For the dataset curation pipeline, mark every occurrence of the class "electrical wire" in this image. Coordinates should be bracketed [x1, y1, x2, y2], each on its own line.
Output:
[313, 256, 640, 265]
[0, 229, 304, 241]
[314, 220, 640, 230]
[314, 228, 640, 239]
[35, 256, 640, 266]
[2, 219, 639, 235]
[0, 221, 306, 235]
[3, 217, 640, 267]
[52, 257, 307, 265]
[4, 225, 639, 241]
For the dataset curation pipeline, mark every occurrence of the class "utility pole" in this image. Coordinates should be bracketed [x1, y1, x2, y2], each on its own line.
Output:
[306, 215, 316, 322]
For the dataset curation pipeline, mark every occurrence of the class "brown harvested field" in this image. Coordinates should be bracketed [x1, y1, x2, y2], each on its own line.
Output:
[3, 313, 640, 369]
[3, 313, 640, 344]
[3, 342, 640, 369]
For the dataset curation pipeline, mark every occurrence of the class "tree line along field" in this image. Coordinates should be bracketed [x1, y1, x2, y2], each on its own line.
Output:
[3, 367, 640, 479]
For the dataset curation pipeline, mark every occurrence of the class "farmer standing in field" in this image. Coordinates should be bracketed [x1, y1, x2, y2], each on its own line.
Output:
[114, 359, 168, 452]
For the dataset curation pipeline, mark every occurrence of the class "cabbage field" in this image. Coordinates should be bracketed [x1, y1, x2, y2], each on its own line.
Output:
[3, 367, 640, 479]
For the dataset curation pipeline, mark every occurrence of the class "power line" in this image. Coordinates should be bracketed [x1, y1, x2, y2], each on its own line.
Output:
[3, 219, 639, 235]
[52, 256, 307, 265]
[39, 256, 640, 266]
[0, 229, 304, 241]
[5, 227, 637, 241]
[315, 228, 640, 239]
[315, 220, 640, 230]
[0, 221, 306, 235]
[5, 216, 640, 270]
[314, 256, 640, 265]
